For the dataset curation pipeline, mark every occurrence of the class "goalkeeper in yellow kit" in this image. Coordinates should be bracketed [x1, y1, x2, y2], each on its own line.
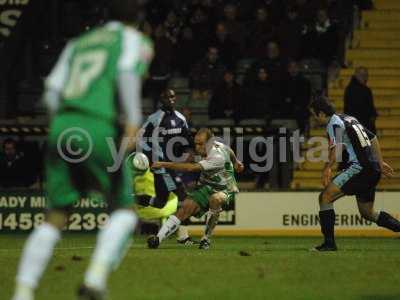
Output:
[126, 152, 178, 223]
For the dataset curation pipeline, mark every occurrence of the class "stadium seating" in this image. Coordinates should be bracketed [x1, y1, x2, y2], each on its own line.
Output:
[293, 0, 400, 190]
[374, 0, 400, 10]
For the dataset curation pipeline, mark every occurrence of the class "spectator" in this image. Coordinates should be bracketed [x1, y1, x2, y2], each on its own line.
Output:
[146, 1, 170, 24]
[175, 27, 202, 76]
[280, 61, 312, 134]
[277, 6, 304, 60]
[327, 0, 355, 65]
[301, 8, 339, 67]
[199, 0, 216, 15]
[163, 10, 183, 45]
[246, 6, 276, 58]
[146, 25, 174, 109]
[243, 67, 275, 120]
[189, 46, 226, 94]
[327, 0, 354, 25]
[255, 0, 286, 25]
[209, 70, 241, 121]
[188, 7, 212, 47]
[344, 67, 377, 133]
[0, 139, 37, 188]
[222, 3, 245, 50]
[210, 22, 239, 68]
[141, 21, 153, 36]
[295, 0, 321, 25]
[247, 41, 287, 82]
[354, 0, 373, 10]
[181, 107, 194, 128]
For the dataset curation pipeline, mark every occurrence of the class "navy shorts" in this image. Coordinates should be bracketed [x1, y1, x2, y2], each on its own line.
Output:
[333, 164, 381, 203]
[153, 171, 186, 208]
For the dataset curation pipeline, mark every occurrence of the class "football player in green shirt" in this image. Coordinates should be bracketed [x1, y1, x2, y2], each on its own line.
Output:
[12, 1, 153, 300]
[147, 128, 244, 250]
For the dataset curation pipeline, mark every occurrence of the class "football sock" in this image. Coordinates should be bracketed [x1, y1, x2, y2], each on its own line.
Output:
[177, 225, 189, 241]
[157, 215, 181, 242]
[203, 209, 220, 240]
[12, 284, 34, 300]
[376, 211, 400, 232]
[13, 223, 61, 299]
[84, 210, 137, 291]
[319, 209, 336, 245]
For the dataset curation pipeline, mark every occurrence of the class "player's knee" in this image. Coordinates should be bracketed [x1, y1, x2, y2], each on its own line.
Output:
[209, 197, 220, 209]
[175, 209, 187, 221]
[209, 193, 225, 209]
[46, 209, 68, 230]
[177, 200, 196, 221]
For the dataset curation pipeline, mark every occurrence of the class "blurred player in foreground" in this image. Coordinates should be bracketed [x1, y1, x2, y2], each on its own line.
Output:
[310, 97, 398, 252]
[147, 128, 244, 250]
[12, 1, 153, 299]
[139, 89, 196, 244]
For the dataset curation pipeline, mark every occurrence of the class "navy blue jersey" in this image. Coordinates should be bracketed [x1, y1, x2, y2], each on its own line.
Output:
[139, 109, 193, 173]
[326, 114, 380, 171]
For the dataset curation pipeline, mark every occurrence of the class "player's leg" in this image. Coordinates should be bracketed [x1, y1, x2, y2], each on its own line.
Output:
[199, 192, 227, 249]
[173, 176, 195, 244]
[357, 192, 400, 232]
[81, 208, 137, 294]
[152, 171, 194, 244]
[147, 198, 200, 248]
[12, 137, 77, 300]
[152, 172, 177, 208]
[12, 209, 67, 300]
[81, 143, 138, 295]
[313, 182, 344, 251]
[313, 165, 365, 251]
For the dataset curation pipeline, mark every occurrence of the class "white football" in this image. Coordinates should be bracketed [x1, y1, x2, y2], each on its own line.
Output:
[132, 152, 149, 172]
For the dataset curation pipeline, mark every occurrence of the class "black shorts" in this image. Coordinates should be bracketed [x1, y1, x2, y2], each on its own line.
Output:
[152, 171, 186, 208]
[333, 164, 381, 203]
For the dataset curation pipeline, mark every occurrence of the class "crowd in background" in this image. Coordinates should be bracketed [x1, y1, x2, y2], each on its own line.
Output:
[141, 0, 374, 120]
[144, 0, 355, 126]
[3, 0, 372, 120]
[0, 0, 376, 189]
[0, 139, 42, 189]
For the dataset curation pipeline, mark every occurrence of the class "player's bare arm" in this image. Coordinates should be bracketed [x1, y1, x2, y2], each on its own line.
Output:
[152, 161, 202, 172]
[370, 137, 394, 178]
[227, 147, 244, 173]
[323, 141, 346, 187]
[123, 124, 140, 151]
[323, 145, 335, 187]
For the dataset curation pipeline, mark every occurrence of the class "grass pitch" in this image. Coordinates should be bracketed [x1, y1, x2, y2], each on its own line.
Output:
[1, 235, 399, 300]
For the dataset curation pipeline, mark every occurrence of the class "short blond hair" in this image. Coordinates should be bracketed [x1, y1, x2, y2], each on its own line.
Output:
[196, 128, 214, 141]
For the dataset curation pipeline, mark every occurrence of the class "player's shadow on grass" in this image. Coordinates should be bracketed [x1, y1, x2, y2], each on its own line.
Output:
[360, 295, 400, 300]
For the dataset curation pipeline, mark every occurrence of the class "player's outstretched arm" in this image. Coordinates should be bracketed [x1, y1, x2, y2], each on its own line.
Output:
[152, 161, 202, 172]
[227, 147, 244, 173]
[371, 137, 395, 178]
